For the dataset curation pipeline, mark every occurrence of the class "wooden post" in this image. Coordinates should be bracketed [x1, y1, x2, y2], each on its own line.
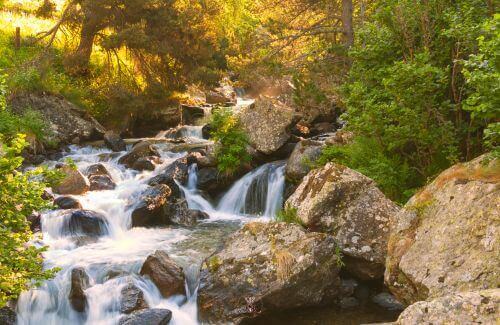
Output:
[15, 27, 21, 50]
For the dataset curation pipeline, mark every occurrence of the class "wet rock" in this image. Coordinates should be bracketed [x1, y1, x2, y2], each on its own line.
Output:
[119, 141, 160, 169]
[9, 93, 105, 146]
[286, 163, 400, 280]
[42, 189, 55, 201]
[198, 222, 343, 323]
[202, 124, 212, 139]
[181, 104, 206, 125]
[285, 139, 324, 182]
[60, 209, 109, 238]
[0, 306, 16, 325]
[120, 282, 148, 314]
[132, 107, 181, 138]
[339, 297, 359, 309]
[132, 156, 160, 171]
[27, 212, 41, 232]
[196, 167, 220, 192]
[118, 308, 172, 325]
[69, 267, 90, 312]
[184, 209, 209, 225]
[372, 292, 405, 311]
[385, 155, 499, 304]
[89, 174, 116, 191]
[54, 196, 83, 209]
[148, 157, 192, 196]
[395, 289, 499, 324]
[53, 164, 90, 195]
[85, 163, 111, 178]
[310, 122, 335, 135]
[239, 96, 296, 155]
[140, 250, 185, 298]
[104, 131, 126, 152]
[131, 185, 172, 227]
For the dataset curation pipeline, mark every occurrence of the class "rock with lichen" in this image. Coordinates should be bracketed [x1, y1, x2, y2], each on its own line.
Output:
[385, 154, 499, 305]
[197, 222, 342, 323]
[286, 163, 400, 279]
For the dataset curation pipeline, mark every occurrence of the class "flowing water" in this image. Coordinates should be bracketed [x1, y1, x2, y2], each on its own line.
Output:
[16, 134, 286, 325]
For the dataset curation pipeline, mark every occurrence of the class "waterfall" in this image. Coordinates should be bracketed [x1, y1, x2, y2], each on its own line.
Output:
[217, 162, 285, 218]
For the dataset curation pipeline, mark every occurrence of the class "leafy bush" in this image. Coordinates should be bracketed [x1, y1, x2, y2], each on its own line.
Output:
[0, 134, 59, 306]
[275, 204, 303, 226]
[209, 108, 251, 175]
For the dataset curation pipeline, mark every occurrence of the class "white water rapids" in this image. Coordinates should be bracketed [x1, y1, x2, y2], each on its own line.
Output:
[16, 134, 286, 325]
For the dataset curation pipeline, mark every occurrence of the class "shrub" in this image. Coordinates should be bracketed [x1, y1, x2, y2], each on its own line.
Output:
[209, 108, 251, 175]
[275, 204, 303, 226]
[0, 134, 59, 306]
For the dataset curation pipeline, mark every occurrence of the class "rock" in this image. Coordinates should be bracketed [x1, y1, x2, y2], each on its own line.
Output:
[198, 222, 342, 323]
[310, 122, 335, 135]
[85, 163, 111, 178]
[119, 141, 160, 169]
[54, 196, 83, 209]
[69, 267, 90, 312]
[385, 155, 499, 304]
[0, 306, 16, 325]
[372, 292, 405, 311]
[53, 164, 90, 195]
[339, 297, 359, 309]
[202, 124, 212, 139]
[206, 87, 236, 104]
[140, 250, 185, 298]
[181, 104, 206, 125]
[118, 308, 172, 325]
[395, 289, 499, 324]
[42, 189, 55, 201]
[9, 93, 105, 146]
[185, 209, 209, 224]
[131, 185, 172, 227]
[120, 282, 148, 314]
[286, 163, 400, 280]
[285, 139, 324, 182]
[132, 156, 160, 171]
[132, 107, 181, 138]
[104, 131, 126, 152]
[27, 212, 41, 232]
[239, 96, 296, 155]
[196, 167, 220, 192]
[59, 209, 109, 238]
[148, 157, 192, 196]
[89, 175, 116, 191]
[324, 130, 354, 146]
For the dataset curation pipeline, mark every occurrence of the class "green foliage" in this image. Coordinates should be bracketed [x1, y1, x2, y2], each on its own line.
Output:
[0, 134, 59, 307]
[209, 108, 251, 175]
[275, 204, 303, 226]
[334, 246, 345, 268]
[336, 0, 493, 202]
[463, 15, 500, 157]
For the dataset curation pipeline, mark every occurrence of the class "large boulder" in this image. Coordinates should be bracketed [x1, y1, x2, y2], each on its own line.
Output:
[286, 163, 400, 280]
[395, 289, 499, 324]
[132, 156, 161, 171]
[385, 155, 499, 305]
[120, 282, 148, 314]
[104, 131, 126, 152]
[119, 141, 160, 169]
[69, 267, 90, 312]
[140, 251, 185, 298]
[0, 306, 16, 325]
[198, 222, 342, 323]
[59, 209, 109, 238]
[9, 93, 105, 146]
[239, 96, 296, 155]
[181, 104, 206, 125]
[53, 164, 90, 195]
[205, 85, 237, 104]
[54, 196, 83, 209]
[285, 139, 324, 182]
[119, 309, 172, 325]
[130, 185, 172, 227]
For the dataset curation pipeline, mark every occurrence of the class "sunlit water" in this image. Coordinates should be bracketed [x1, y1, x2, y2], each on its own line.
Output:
[16, 135, 285, 325]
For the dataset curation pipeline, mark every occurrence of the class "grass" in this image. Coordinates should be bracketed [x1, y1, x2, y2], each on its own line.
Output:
[275, 204, 304, 226]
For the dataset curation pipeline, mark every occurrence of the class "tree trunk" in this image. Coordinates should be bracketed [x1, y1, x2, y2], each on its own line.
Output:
[71, 17, 98, 75]
[342, 0, 354, 47]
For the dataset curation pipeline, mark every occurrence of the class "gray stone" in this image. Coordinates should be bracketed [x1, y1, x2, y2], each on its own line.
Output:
[53, 164, 90, 195]
[285, 139, 324, 182]
[118, 308, 172, 325]
[69, 267, 90, 312]
[140, 251, 185, 298]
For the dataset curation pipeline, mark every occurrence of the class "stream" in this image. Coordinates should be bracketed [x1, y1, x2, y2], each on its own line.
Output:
[15, 116, 399, 324]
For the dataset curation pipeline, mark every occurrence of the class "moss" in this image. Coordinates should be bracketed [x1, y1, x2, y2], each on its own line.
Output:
[208, 256, 222, 273]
